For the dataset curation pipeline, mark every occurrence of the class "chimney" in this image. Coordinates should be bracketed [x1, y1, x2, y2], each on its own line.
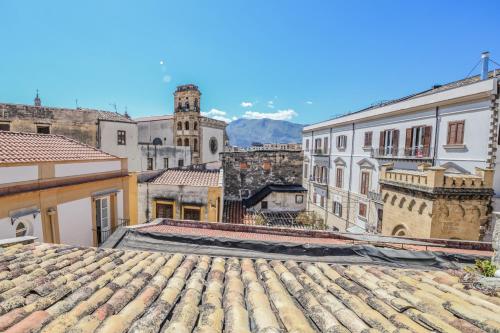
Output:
[481, 51, 490, 80]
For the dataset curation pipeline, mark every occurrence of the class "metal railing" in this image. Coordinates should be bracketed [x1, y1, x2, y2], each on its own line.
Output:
[94, 218, 130, 245]
[241, 211, 328, 230]
[371, 147, 433, 159]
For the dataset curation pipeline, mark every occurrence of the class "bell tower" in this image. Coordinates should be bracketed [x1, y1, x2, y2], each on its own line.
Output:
[173, 84, 202, 165]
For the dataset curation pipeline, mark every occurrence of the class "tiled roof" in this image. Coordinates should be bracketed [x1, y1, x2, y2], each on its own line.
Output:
[0, 131, 117, 164]
[96, 111, 135, 123]
[151, 169, 222, 187]
[0, 242, 499, 332]
[134, 115, 173, 122]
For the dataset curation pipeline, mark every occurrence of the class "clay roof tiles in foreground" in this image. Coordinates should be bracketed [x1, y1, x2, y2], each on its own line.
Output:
[0, 242, 499, 332]
[151, 168, 222, 187]
[0, 131, 117, 164]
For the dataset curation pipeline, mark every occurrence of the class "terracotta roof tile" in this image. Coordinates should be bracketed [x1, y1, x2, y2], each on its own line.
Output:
[0, 242, 498, 332]
[150, 169, 222, 187]
[0, 131, 117, 164]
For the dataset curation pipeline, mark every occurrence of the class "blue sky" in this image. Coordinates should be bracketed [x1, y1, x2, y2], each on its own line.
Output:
[1, 1, 499, 125]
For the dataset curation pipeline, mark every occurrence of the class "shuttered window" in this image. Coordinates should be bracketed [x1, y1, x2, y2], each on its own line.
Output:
[359, 203, 367, 218]
[323, 137, 329, 154]
[447, 121, 464, 145]
[360, 171, 370, 195]
[337, 135, 347, 149]
[364, 131, 373, 147]
[336, 168, 344, 188]
[404, 126, 432, 156]
[333, 201, 342, 216]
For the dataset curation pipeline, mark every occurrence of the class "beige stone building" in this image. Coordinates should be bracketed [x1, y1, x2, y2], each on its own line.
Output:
[379, 163, 493, 240]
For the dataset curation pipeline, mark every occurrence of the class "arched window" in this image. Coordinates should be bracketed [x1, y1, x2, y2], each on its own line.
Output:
[152, 138, 162, 145]
[16, 222, 27, 237]
[184, 138, 189, 146]
[193, 122, 198, 130]
[194, 139, 198, 152]
[185, 121, 189, 130]
[185, 101, 190, 109]
[177, 122, 182, 130]
[392, 225, 408, 236]
[177, 138, 182, 146]
[194, 98, 199, 108]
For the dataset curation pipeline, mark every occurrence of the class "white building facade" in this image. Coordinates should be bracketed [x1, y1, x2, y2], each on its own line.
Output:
[303, 69, 500, 239]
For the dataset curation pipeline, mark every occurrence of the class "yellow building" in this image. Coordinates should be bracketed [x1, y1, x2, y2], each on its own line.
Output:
[0, 131, 137, 246]
[138, 168, 223, 223]
[379, 163, 493, 240]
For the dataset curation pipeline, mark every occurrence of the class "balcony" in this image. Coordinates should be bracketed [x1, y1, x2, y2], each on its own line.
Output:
[371, 147, 433, 160]
[309, 175, 328, 187]
[312, 148, 330, 156]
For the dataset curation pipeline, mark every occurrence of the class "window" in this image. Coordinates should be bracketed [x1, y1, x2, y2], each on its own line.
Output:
[305, 139, 309, 150]
[178, 159, 184, 167]
[261, 201, 268, 209]
[209, 137, 218, 154]
[177, 138, 182, 146]
[304, 164, 308, 178]
[360, 171, 370, 195]
[314, 138, 322, 152]
[163, 158, 169, 169]
[364, 131, 373, 147]
[185, 121, 190, 130]
[336, 167, 344, 188]
[193, 122, 198, 130]
[447, 121, 464, 145]
[156, 202, 174, 218]
[184, 138, 190, 146]
[177, 122, 182, 130]
[117, 130, 126, 145]
[323, 137, 329, 154]
[95, 196, 110, 245]
[0, 123, 10, 131]
[320, 195, 325, 208]
[321, 166, 328, 183]
[359, 202, 367, 218]
[336, 135, 347, 150]
[379, 129, 399, 156]
[333, 201, 342, 217]
[183, 207, 200, 221]
[15, 222, 27, 237]
[194, 139, 198, 152]
[147, 158, 153, 170]
[405, 126, 432, 156]
[37, 125, 50, 134]
[295, 195, 304, 204]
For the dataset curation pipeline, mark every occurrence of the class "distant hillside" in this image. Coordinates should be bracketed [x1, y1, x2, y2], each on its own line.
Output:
[226, 118, 304, 148]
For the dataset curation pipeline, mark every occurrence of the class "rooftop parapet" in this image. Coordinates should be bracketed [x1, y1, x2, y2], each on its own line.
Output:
[379, 163, 494, 192]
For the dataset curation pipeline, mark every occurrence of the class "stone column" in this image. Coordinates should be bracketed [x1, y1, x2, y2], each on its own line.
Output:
[492, 212, 500, 265]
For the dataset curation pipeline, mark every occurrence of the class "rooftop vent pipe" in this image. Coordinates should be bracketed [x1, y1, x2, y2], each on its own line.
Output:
[481, 51, 490, 80]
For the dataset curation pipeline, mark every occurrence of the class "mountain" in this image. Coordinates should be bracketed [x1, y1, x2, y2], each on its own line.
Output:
[226, 118, 304, 148]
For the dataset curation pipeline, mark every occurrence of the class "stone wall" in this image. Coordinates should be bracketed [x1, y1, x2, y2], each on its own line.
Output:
[0, 104, 100, 146]
[221, 150, 303, 200]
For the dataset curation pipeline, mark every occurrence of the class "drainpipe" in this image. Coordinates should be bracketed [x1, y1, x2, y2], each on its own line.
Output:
[324, 128, 332, 225]
[345, 122, 355, 230]
[432, 106, 440, 166]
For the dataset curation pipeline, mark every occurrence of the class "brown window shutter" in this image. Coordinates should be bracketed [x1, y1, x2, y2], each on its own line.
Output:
[405, 128, 412, 156]
[379, 131, 385, 155]
[392, 130, 399, 155]
[456, 121, 464, 144]
[448, 122, 457, 144]
[423, 126, 432, 156]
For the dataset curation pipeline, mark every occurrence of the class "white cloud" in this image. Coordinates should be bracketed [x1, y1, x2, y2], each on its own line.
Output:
[240, 101, 253, 107]
[201, 108, 233, 123]
[243, 109, 298, 121]
[162, 75, 172, 83]
[306, 101, 313, 105]
[267, 100, 275, 109]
